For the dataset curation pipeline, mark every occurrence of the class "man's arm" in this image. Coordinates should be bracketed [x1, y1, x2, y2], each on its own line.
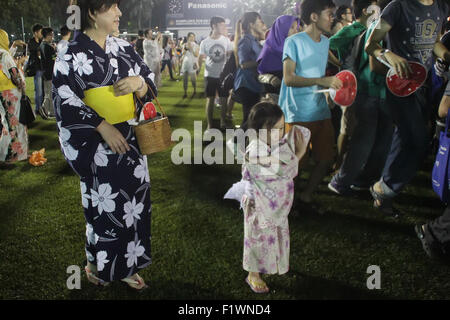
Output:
[283, 57, 342, 89]
[434, 41, 450, 65]
[366, 18, 411, 78]
[328, 50, 342, 68]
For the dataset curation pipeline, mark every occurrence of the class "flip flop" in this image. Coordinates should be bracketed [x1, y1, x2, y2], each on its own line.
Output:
[121, 273, 149, 291]
[84, 266, 109, 287]
[245, 276, 269, 294]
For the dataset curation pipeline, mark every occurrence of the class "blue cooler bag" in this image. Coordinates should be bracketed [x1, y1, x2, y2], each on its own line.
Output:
[432, 111, 450, 203]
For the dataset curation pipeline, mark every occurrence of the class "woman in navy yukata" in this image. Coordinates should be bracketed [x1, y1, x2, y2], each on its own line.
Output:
[52, 0, 157, 290]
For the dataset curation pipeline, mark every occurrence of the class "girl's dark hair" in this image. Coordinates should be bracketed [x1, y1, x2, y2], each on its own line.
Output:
[247, 102, 284, 131]
[162, 36, 169, 48]
[241, 12, 262, 34]
[78, 0, 121, 32]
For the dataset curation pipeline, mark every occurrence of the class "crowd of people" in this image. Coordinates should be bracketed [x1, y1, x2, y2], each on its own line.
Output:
[1, 0, 450, 294]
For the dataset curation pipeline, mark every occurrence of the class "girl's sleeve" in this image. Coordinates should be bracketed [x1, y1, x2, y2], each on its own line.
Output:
[52, 45, 105, 176]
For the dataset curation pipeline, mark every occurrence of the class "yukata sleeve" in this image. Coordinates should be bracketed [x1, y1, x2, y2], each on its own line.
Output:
[1, 51, 25, 91]
[52, 45, 104, 176]
[126, 45, 158, 108]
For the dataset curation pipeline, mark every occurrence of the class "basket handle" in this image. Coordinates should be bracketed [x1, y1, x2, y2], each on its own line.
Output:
[135, 82, 167, 120]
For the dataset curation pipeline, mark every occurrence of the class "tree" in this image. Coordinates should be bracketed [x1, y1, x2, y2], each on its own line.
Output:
[0, 0, 52, 40]
[231, 0, 299, 27]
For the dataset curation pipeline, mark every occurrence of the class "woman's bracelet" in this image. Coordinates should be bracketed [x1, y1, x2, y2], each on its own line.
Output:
[137, 75, 146, 92]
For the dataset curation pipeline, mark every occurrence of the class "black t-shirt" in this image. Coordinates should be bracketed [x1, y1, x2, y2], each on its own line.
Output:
[40, 42, 56, 81]
[441, 30, 450, 50]
[136, 38, 144, 58]
[27, 37, 43, 71]
[381, 0, 449, 71]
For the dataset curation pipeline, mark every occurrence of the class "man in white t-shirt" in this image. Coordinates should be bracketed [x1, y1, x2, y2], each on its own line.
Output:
[199, 16, 233, 131]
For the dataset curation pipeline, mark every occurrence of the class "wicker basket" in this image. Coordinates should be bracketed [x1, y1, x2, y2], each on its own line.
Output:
[133, 85, 174, 155]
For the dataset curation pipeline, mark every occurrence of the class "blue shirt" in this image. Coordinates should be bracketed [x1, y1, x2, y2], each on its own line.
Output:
[278, 32, 330, 123]
[234, 33, 263, 94]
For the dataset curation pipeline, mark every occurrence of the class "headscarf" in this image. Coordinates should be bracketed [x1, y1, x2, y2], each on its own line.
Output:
[0, 29, 10, 52]
[257, 15, 300, 75]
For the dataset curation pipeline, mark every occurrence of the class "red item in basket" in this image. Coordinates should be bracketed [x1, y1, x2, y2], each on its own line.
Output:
[386, 61, 427, 97]
[330, 70, 357, 107]
[143, 102, 157, 120]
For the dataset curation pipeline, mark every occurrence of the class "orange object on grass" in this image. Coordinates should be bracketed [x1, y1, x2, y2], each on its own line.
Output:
[29, 148, 47, 166]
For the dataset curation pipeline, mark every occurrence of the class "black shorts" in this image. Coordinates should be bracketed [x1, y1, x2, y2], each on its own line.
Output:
[205, 77, 228, 98]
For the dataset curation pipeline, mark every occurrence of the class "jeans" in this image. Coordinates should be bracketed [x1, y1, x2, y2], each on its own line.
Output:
[378, 87, 429, 197]
[161, 59, 174, 79]
[426, 204, 450, 254]
[34, 70, 44, 112]
[334, 93, 394, 187]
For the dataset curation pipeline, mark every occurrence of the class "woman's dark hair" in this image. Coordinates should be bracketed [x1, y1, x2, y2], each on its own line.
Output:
[162, 36, 169, 48]
[32, 24, 43, 34]
[247, 102, 284, 131]
[331, 5, 351, 30]
[300, 0, 336, 25]
[210, 16, 225, 29]
[187, 32, 195, 39]
[241, 12, 262, 34]
[78, 0, 121, 32]
[144, 29, 152, 38]
[335, 5, 351, 22]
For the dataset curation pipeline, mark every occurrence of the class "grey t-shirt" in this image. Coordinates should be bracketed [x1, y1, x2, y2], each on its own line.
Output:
[381, 0, 449, 71]
[199, 35, 233, 78]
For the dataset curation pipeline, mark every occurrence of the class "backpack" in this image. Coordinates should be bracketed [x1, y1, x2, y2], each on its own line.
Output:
[220, 52, 237, 92]
[342, 29, 368, 77]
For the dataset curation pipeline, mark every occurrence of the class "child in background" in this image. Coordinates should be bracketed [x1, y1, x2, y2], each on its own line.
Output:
[225, 102, 310, 293]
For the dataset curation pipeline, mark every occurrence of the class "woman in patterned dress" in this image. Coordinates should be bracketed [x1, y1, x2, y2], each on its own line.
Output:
[52, 0, 158, 290]
[0, 29, 28, 164]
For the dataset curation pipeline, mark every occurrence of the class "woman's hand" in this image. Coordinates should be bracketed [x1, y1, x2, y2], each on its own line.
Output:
[96, 120, 130, 154]
[113, 76, 143, 96]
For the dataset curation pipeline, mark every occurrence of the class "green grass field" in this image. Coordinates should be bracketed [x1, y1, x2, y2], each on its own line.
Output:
[0, 73, 449, 300]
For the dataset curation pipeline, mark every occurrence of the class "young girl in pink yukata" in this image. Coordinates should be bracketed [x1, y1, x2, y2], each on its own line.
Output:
[225, 102, 310, 293]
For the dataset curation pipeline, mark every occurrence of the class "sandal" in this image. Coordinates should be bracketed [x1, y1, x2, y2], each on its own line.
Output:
[84, 266, 109, 287]
[370, 185, 400, 219]
[121, 273, 149, 291]
[245, 276, 269, 294]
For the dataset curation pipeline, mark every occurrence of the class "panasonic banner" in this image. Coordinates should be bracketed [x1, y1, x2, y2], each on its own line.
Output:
[166, 0, 233, 30]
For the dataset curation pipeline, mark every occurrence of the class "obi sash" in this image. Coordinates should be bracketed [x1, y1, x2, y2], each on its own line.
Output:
[0, 70, 16, 91]
[82, 86, 135, 125]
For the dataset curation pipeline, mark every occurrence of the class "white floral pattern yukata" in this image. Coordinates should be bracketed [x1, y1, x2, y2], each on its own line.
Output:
[52, 33, 158, 282]
[225, 125, 310, 275]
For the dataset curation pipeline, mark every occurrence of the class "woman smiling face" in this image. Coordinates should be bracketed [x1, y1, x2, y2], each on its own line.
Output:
[90, 3, 122, 35]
